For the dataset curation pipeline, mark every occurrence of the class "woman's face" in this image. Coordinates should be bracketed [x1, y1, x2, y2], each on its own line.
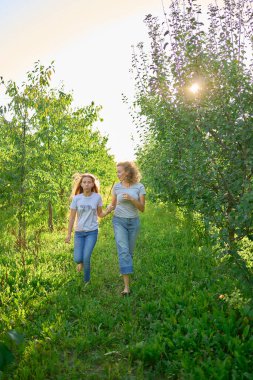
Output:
[117, 166, 126, 181]
[81, 176, 94, 192]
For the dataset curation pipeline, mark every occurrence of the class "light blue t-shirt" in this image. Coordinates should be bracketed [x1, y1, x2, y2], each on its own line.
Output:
[113, 182, 146, 218]
[70, 192, 103, 231]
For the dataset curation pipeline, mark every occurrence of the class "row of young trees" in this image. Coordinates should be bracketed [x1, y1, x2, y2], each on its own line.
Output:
[0, 62, 116, 253]
[131, 0, 253, 254]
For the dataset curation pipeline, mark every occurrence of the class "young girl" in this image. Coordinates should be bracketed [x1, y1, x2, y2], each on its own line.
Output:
[110, 162, 146, 295]
[65, 173, 114, 283]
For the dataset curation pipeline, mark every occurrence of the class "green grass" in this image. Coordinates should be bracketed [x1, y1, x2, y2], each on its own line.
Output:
[0, 203, 252, 379]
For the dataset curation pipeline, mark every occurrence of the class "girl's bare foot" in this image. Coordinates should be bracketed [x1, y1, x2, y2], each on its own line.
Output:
[77, 263, 83, 272]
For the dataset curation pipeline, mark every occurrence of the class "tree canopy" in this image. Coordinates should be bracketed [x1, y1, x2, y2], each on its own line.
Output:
[0, 62, 116, 250]
[131, 0, 253, 251]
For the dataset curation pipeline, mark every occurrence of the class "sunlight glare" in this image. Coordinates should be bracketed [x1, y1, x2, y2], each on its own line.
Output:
[189, 83, 200, 94]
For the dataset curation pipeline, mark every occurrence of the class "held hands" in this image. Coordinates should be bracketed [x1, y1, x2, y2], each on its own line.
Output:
[106, 204, 114, 213]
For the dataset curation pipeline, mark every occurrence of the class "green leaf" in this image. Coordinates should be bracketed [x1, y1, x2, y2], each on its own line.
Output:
[0, 342, 14, 371]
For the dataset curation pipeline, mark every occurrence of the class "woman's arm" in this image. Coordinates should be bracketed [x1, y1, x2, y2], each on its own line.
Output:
[122, 194, 145, 212]
[65, 209, 77, 243]
[110, 194, 117, 209]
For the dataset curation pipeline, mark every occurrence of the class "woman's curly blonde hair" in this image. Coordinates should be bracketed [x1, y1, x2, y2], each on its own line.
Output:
[117, 161, 141, 184]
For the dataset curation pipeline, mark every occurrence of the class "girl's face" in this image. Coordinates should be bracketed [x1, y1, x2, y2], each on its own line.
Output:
[81, 176, 94, 192]
[117, 166, 127, 181]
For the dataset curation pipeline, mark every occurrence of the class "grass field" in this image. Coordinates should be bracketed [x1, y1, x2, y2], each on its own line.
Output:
[1, 203, 252, 379]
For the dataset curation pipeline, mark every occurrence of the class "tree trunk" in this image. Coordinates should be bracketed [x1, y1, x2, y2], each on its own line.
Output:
[48, 200, 54, 232]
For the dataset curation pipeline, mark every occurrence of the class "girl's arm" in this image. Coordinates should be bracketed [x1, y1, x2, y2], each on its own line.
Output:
[122, 194, 145, 212]
[97, 194, 117, 218]
[65, 209, 77, 243]
[97, 204, 114, 218]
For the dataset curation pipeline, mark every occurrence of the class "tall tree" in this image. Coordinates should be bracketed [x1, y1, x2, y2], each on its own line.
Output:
[131, 0, 253, 251]
[0, 62, 115, 251]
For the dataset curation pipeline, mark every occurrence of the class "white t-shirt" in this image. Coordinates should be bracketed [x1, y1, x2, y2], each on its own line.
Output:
[70, 192, 103, 231]
[113, 182, 146, 218]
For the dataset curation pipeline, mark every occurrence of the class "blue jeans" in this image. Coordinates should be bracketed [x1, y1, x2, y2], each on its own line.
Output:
[113, 216, 140, 274]
[74, 229, 98, 282]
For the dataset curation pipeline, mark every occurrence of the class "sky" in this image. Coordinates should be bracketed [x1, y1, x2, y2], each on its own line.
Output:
[1, 0, 219, 161]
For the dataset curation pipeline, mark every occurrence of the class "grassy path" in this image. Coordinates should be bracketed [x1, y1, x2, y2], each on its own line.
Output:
[1, 204, 252, 379]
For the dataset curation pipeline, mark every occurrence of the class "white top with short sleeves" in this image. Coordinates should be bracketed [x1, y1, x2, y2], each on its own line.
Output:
[113, 182, 146, 218]
[70, 192, 103, 231]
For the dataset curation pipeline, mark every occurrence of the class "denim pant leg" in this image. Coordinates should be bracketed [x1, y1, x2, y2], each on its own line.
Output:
[74, 230, 98, 282]
[128, 218, 140, 257]
[74, 232, 85, 263]
[113, 217, 140, 275]
[83, 230, 98, 282]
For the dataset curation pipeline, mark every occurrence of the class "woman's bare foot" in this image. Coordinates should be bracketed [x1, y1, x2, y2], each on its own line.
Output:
[77, 263, 83, 272]
[121, 288, 130, 296]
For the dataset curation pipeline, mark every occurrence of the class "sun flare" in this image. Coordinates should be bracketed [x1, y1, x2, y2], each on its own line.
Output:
[189, 83, 200, 94]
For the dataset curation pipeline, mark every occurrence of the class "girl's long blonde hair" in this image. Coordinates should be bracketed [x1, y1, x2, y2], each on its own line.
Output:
[117, 161, 141, 184]
[71, 173, 100, 196]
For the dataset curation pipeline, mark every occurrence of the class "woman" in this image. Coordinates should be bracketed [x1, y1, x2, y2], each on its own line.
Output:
[110, 162, 146, 295]
[65, 173, 113, 283]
